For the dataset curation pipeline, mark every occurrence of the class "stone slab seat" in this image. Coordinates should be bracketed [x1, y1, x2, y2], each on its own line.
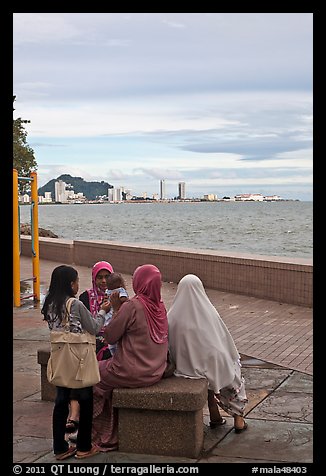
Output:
[37, 348, 208, 458]
[38, 347, 56, 402]
[112, 376, 208, 458]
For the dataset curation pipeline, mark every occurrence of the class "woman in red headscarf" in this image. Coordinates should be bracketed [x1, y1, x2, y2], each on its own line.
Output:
[92, 264, 168, 452]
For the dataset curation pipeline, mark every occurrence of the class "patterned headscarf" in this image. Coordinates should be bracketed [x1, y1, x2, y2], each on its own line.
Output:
[87, 261, 114, 315]
[132, 264, 168, 344]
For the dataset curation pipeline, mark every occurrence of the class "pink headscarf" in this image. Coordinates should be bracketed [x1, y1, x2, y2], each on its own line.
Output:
[87, 261, 114, 315]
[132, 264, 168, 344]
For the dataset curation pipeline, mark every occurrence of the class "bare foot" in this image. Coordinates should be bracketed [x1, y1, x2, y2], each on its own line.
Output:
[234, 415, 245, 430]
[234, 415, 248, 433]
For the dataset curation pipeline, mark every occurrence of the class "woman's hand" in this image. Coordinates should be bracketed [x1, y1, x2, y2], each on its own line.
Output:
[100, 299, 111, 313]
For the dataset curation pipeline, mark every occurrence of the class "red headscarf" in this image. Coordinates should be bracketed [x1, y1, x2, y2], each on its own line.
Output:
[87, 261, 114, 315]
[132, 264, 168, 344]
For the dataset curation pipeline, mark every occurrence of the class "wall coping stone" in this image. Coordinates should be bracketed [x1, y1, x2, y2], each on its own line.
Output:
[74, 239, 312, 269]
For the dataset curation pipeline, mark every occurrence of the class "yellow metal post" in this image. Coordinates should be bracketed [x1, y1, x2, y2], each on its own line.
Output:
[30, 172, 40, 301]
[13, 169, 21, 307]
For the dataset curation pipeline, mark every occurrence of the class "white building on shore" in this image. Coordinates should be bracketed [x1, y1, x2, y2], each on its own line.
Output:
[234, 193, 264, 201]
[55, 180, 68, 202]
[203, 194, 218, 201]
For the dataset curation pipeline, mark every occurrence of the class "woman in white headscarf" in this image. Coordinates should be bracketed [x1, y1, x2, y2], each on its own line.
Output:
[167, 274, 248, 433]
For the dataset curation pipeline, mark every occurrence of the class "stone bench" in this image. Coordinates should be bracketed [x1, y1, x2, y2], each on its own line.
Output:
[37, 348, 208, 458]
[38, 347, 56, 402]
[113, 376, 207, 458]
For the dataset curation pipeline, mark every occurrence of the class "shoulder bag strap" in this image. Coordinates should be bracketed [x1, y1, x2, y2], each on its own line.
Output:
[66, 297, 75, 313]
[62, 297, 76, 328]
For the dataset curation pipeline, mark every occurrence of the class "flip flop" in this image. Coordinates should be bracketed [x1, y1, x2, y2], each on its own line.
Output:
[75, 446, 100, 459]
[209, 418, 226, 428]
[55, 446, 77, 460]
[234, 422, 248, 433]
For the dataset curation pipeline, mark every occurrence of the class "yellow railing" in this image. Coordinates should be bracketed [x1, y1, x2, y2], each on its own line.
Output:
[13, 169, 40, 307]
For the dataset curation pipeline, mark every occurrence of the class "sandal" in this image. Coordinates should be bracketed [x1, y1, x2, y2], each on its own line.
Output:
[234, 422, 248, 433]
[55, 446, 77, 460]
[75, 445, 100, 459]
[65, 419, 79, 434]
[209, 418, 226, 428]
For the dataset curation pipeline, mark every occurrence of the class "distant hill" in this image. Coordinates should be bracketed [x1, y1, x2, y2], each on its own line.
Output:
[38, 174, 113, 201]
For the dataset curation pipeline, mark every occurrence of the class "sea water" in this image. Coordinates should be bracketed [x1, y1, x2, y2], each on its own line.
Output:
[19, 201, 312, 259]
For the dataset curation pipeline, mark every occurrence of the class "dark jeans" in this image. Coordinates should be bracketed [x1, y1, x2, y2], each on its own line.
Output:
[53, 386, 93, 454]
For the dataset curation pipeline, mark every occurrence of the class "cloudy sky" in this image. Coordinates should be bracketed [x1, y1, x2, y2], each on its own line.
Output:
[13, 13, 313, 200]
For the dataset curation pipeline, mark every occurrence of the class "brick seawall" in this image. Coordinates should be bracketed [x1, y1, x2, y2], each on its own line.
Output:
[20, 236, 312, 307]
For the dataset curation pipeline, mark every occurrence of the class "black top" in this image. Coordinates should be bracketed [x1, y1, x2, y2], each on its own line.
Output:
[79, 290, 90, 311]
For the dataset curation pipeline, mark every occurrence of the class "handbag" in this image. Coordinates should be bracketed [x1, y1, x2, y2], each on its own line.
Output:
[47, 297, 100, 388]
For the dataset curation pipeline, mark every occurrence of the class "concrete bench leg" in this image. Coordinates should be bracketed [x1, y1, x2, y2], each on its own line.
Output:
[118, 408, 204, 458]
[37, 349, 56, 402]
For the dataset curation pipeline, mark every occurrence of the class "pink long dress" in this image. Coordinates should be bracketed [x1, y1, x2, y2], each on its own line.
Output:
[92, 298, 168, 451]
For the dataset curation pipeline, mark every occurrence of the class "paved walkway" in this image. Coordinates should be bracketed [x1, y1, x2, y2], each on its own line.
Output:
[13, 257, 313, 465]
[19, 256, 313, 374]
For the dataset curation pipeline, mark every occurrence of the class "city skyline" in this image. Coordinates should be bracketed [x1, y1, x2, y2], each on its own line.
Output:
[31, 177, 286, 203]
[13, 13, 313, 200]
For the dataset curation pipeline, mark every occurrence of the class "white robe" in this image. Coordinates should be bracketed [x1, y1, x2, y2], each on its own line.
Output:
[167, 274, 242, 394]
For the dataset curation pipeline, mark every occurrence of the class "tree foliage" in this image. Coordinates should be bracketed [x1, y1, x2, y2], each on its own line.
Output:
[13, 96, 37, 192]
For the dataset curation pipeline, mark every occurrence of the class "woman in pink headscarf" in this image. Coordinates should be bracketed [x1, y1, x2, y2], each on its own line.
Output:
[66, 261, 114, 436]
[92, 264, 168, 452]
[79, 261, 114, 315]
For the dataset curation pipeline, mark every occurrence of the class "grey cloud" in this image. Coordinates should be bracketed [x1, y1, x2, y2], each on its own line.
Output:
[137, 126, 312, 161]
[14, 13, 312, 103]
[180, 167, 312, 181]
[135, 168, 184, 180]
[181, 142, 310, 160]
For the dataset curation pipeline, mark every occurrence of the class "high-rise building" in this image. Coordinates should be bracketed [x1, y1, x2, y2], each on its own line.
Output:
[160, 179, 166, 200]
[113, 188, 122, 201]
[108, 188, 114, 202]
[178, 182, 186, 199]
[55, 180, 68, 202]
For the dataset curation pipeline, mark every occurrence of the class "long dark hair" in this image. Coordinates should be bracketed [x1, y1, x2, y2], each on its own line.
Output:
[41, 265, 78, 323]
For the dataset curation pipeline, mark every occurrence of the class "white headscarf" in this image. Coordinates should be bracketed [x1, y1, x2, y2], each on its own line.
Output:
[167, 274, 241, 393]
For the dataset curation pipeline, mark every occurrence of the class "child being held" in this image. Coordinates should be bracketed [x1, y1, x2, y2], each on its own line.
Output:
[100, 273, 129, 357]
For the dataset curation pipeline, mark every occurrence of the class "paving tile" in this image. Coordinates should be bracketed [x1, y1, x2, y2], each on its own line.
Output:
[244, 389, 273, 413]
[13, 436, 53, 464]
[35, 450, 196, 464]
[24, 391, 42, 402]
[14, 327, 49, 341]
[241, 367, 292, 390]
[13, 401, 53, 439]
[13, 341, 43, 374]
[202, 416, 233, 454]
[13, 373, 40, 402]
[207, 419, 313, 463]
[199, 455, 278, 463]
[278, 371, 313, 393]
[248, 392, 313, 423]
